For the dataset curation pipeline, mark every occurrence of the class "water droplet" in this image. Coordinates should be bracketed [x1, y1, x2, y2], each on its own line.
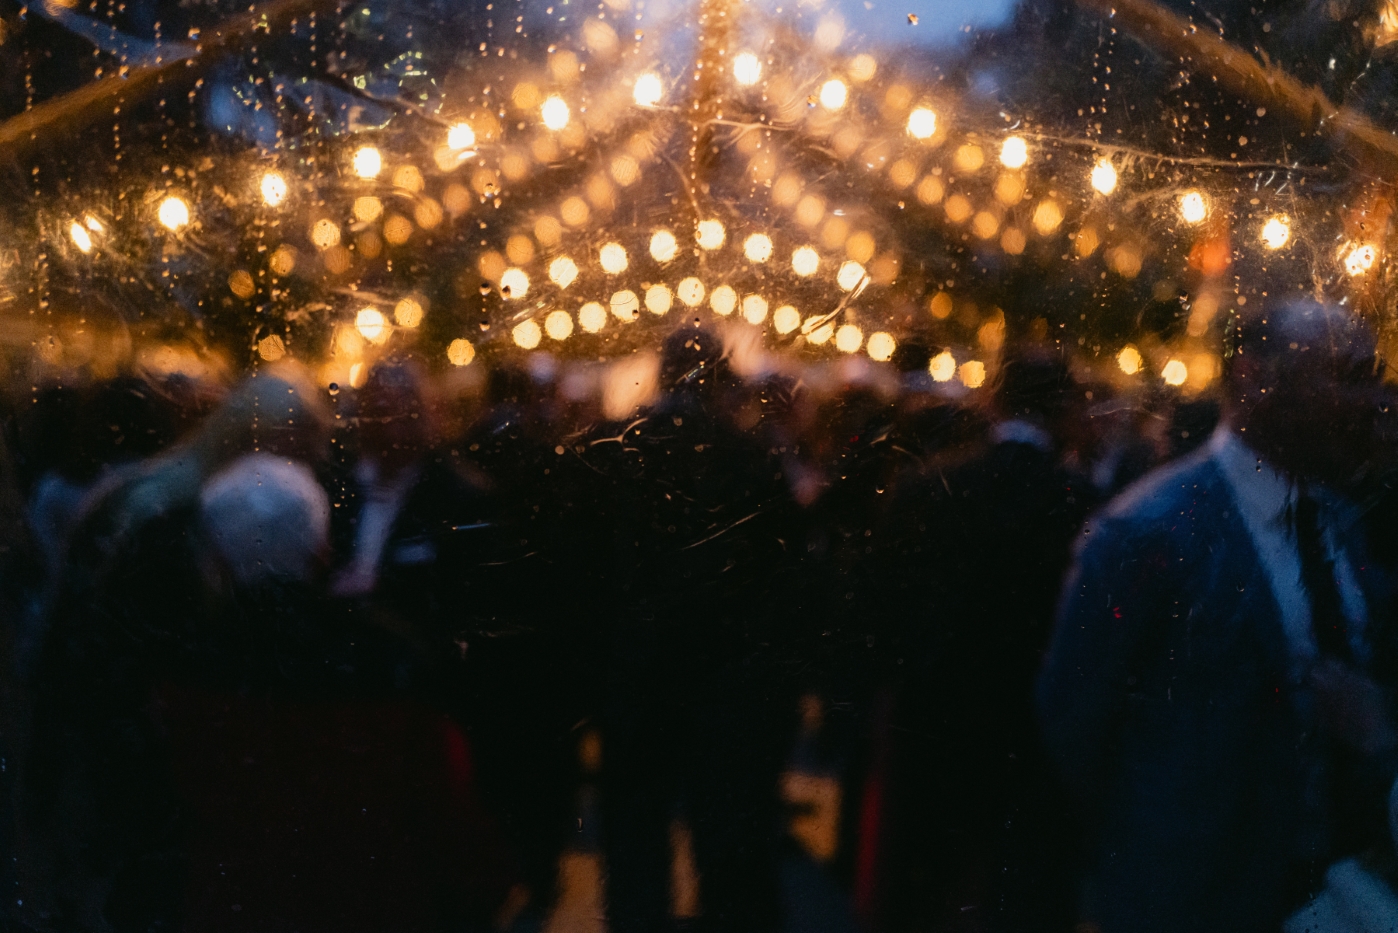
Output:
[328, 383, 340, 395]
[907, 12, 918, 23]
[479, 282, 492, 296]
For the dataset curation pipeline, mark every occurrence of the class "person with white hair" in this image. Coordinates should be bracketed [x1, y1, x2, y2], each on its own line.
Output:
[199, 452, 330, 589]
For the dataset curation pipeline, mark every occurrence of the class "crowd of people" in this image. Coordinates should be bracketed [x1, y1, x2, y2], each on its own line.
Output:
[1, 299, 1396, 933]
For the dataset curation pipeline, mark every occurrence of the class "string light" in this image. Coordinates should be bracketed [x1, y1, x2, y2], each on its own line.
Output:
[611, 289, 640, 321]
[696, 219, 726, 250]
[500, 267, 531, 298]
[805, 318, 834, 345]
[447, 338, 476, 366]
[260, 172, 288, 207]
[1162, 359, 1188, 386]
[677, 277, 705, 306]
[835, 324, 863, 353]
[447, 122, 476, 150]
[650, 230, 678, 263]
[646, 284, 673, 315]
[541, 96, 571, 130]
[742, 294, 769, 324]
[545, 309, 575, 340]
[906, 107, 937, 139]
[1179, 191, 1208, 224]
[960, 360, 986, 388]
[773, 305, 801, 334]
[819, 79, 848, 110]
[1345, 243, 1378, 276]
[734, 52, 762, 86]
[929, 350, 956, 382]
[743, 233, 774, 262]
[999, 136, 1028, 169]
[1117, 345, 1142, 375]
[578, 302, 608, 333]
[352, 146, 382, 179]
[633, 73, 663, 106]
[512, 319, 542, 349]
[1090, 159, 1117, 195]
[394, 297, 424, 328]
[792, 246, 820, 276]
[836, 260, 866, 291]
[69, 222, 93, 253]
[356, 307, 390, 344]
[710, 284, 737, 316]
[1261, 215, 1291, 250]
[866, 332, 896, 361]
[549, 256, 579, 288]
[158, 196, 191, 231]
[599, 242, 629, 274]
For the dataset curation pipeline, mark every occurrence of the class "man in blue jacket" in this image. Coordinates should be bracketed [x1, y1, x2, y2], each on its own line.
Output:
[1040, 296, 1397, 933]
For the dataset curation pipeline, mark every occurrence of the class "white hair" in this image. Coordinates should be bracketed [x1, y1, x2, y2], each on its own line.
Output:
[199, 452, 330, 587]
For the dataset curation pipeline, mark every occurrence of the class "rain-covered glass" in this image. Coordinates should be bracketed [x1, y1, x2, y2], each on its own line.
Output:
[3, 0, 1398, 927]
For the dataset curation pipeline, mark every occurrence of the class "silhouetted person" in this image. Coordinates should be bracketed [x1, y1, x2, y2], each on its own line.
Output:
[1040, 298, 1396, 933]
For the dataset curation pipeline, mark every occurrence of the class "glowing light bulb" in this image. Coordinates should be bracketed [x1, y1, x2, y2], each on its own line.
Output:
[545, 309, 574, 340]
[394, 297, 424, 328]
[1117, 345, 1143, 375]
[356, 307, 390, 344]
[645, 284, 673, 315]
[69, 222, 93, 253]
[261, 172, 288, 207]
[743, 233, 774, 263]
[835, 324, 863, 353]
[633, 73, 663, 106]
[906, 107, 937, 140]
[541, 96, 571, 130]
[1261, 216, 1291, 250]
[773, 305, 801, 334]
[696, 219, 726, 250]
[929, 350, 956, 382]
[84, 215, 104, 234]
[710, 284, 737, 316]
[742, 294, 769, 325]
[500, 267, 531, 298]
[1161, 359, 1188, 386]
[447, 122, 476, 150]
[819, 79, 848, 110]
[611, 290, 640, 321]
[311, 218, 341, 250]
[734, 52, 762, 86]
[158, 196, 191, 231]
[352, 146, 382, 179]
[836, 260, 866, 291]
[677, 277, 705, 307]
[1090, 159, 1117, 195]
[792, 246, 820, 276]
[1179, 190, 1208, 224]
[650, 229, 678, 263]
[999, 136, 1028, 169]
[447, 338, 476, 366]
[960, 361, 987, 388]
[599, 242, 629, 274]
[1345, 243, 1378, 276]
[867, 332, 896, 362]
[512, 319, 542, 349]
[578, 302, 608, 333]
[549, 256, 579, 288]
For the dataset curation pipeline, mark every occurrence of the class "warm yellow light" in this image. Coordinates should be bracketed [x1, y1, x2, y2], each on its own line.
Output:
[353, 196, 384, 223]
[906, 107, 937, 140]
[1261, 216, 1291, 250]
[578, 302, 608, 333]
[734, 52, 762, 86]
[261, 172, 288, 207]
[447, 338, 476, 366]
[929, 350, 956, 382]
[69, 222, 93, 253]
[513, 319, 542, 349]
[1117, 345, 1143, 375]
[1345, 243, 1378, 276]
[158, 196, 191, 231]
[352, 146, 382, 179]
[953, 145, 985, 173]
[549, 256, 579, 288]
[646, 284, 673, 315]
[867, 332, 896, 362]
[819, 79, 848, 110]
[350, 363, 366, 388]
[650, 230, 678, 263]
[611, 290, 640, 321]
[836, 260, 866, 291]
[743, 233, 774, 263]
[960, 360, 986, 388]
[1032, 200, 1064, 235]
[599, 242, 629, 274]
[84, 215, 104, 234]
[356, 307, 390, 344]
[773, 305, 801, 334]
[394, 297, 424, 328]
[500, 267, 531, 298]
[1162, 358, 1188, 386]
[710, 284, 737, 316]
[1090, 159, 1117, 195]
[1179, 191, 1208, 224]
[545, 309, 575, 340]
[791, 246, 820, 276]
[541, 96, 571, 130]
[849, 54, 877, 82]
[696, 219, 726, 250]
[447, 122, 476, 150]
[633, 73, 663, 106]
[742, 294, 769, 325]
[311, 218, 341, 250]
[835, 324, 863, 354]
[999, 136, 1028, 169]
[677, 277, 705, 307]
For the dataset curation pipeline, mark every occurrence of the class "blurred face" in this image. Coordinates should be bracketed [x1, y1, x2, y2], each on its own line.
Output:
[1230, 331, 1385, 486]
